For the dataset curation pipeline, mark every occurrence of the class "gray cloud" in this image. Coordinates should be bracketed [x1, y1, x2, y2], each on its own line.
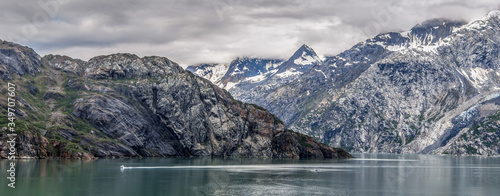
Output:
[1, 0, 498, 66]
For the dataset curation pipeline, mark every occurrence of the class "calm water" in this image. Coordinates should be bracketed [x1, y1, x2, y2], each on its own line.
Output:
[1, 154, 500, 196]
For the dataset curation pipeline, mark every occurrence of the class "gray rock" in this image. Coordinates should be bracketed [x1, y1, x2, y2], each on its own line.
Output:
[0, 39, 41, 79]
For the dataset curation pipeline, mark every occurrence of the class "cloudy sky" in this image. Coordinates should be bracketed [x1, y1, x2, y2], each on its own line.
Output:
[1, 0, 499, 67]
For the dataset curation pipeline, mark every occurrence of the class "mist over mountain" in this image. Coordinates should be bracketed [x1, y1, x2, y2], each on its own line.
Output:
[190, 11, 500, 156]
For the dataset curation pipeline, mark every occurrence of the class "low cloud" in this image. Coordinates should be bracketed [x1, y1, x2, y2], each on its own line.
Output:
[1, 0, 498, 66]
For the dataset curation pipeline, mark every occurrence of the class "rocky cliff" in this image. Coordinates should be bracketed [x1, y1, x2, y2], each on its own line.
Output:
[256, 11, 500, 156]
[0, 40, 351, 159]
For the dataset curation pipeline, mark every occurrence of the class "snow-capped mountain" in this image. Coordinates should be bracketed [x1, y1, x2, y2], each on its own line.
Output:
[185, 63, 228, 84]
[256, 11, 500, 156]
[228, 44, 323, 103]
[186, 44, 323, 103]
[185, 11, 500, 156]
[217, 57, 283, 90]
[274, 44, 323, 78]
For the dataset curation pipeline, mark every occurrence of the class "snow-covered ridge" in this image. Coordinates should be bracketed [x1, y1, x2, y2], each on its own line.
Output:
[186, 63, 228, 84]
[294, 51, 322, 65]
[367, 18, 469, 54]
[482, 10, 500, 20]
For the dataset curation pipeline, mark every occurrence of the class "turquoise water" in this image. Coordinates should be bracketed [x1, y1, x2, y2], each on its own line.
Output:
[1, 154, 500, 196]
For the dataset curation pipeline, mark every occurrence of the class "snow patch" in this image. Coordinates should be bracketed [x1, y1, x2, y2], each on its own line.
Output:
[314, 69, 327, 78]
[463, 67, 494, 88]
[485, 92, 500, 101]
[294, 51, 321, 65]
[225, 82, 237, 90]
[245, 73, 267, 82]
[275, 69, 302, 78]
[192, 64, 228, 83]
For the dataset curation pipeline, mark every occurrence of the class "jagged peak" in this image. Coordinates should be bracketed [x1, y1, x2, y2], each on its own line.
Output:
[482, 10, 500, 20]
[287, 44, 321, 66]
[411, 18, 467, 31]
[462, 10, 500, 31]
[292, 44, 317, 57]
[298, 44, 314, 52]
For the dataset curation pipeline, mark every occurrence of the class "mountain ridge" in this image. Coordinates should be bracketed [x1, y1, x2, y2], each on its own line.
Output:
[189, 12, 500, 156]
[0, 40, 351, 159]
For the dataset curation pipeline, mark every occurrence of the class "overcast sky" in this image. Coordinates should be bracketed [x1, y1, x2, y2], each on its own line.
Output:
[1, 0, 499, 67]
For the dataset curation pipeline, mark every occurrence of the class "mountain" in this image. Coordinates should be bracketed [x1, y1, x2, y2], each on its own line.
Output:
[275, 44, 323, 77]
[217, 57, 284, 90]
[185, 63, 228, 84]
[187, 44, 323, 103]
[257, 11, 500, 156]
[228, 44, 323, 103]
[0, 40, 351, 159]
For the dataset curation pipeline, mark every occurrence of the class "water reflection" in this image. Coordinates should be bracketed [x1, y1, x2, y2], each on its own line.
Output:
[1, 154, 499, 196]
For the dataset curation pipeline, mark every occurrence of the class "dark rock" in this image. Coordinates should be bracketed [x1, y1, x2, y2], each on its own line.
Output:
[44, 91, 66, 100]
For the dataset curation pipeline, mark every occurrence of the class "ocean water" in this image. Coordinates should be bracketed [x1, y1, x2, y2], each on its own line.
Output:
[1, 154, 500, 196]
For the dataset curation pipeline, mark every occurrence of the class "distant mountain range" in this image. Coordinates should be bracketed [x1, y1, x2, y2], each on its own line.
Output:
[187, 11, 500, 156]
[187, 44, 323, 103]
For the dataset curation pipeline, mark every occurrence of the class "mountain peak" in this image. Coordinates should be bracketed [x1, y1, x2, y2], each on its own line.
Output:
[288, 44, 321, 66]
[293, 44, 316, 57]
[298, 44, 313, 51]
[411, 18, 467, 32]
[483, 10, 500, 20]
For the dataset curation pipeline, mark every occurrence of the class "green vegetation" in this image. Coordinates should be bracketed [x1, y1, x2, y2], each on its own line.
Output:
[470, 111, 500, 136]
[405, 135, 415, 144]
[231, 98, 243, 105]
[245, 103, 267, 111]
[272, 114, 284, 125]
[298, 134, 314, 148]
[465, 145, 478, 154]
[460, 133, 468, 140]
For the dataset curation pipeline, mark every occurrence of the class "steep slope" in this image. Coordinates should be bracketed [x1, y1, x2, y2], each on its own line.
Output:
[0, 40, 351, 159]
[258, 11, 500, 155]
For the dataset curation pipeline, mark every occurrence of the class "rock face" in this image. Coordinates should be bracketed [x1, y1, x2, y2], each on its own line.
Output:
[0, 40, 41, 80]
[190, 12, 500, 156]
[0, 41, 351, 159]
[256, 11, 500, 156]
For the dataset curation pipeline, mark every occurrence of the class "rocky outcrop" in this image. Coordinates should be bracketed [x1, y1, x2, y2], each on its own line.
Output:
[0, 42, 350, 159]
[0, 40, 41, 80]
[85, 54, 183, 79]
[42, 55, 85, 76]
